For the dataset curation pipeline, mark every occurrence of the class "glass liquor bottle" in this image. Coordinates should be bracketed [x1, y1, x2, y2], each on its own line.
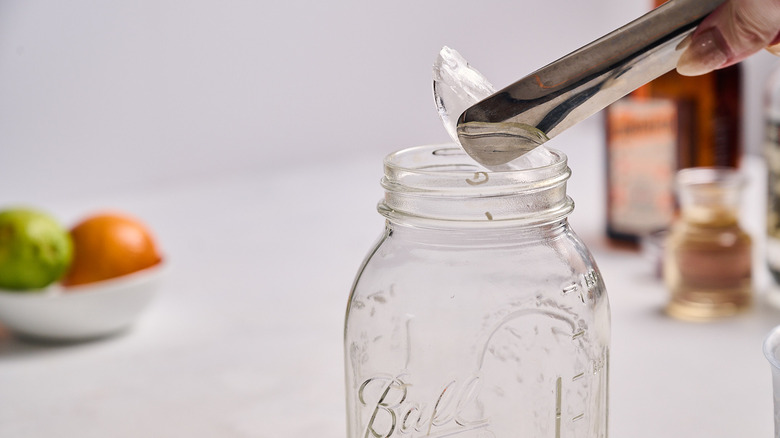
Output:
[766, 63, 780, 282]
[604, 0, 743, 246]
[605, 86, 679, 245]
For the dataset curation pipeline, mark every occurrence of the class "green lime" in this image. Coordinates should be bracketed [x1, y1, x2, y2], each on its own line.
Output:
[0, 208, 73, 291]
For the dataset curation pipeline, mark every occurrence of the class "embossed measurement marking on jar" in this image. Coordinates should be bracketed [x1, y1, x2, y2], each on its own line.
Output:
[551, 323, 590, 438]
[477, 308, 600, 435]
[555, 374, 587, 438]
[555, 377, 562, 438]
[562, 283, 585, 304]
[584, 270, 599, 291]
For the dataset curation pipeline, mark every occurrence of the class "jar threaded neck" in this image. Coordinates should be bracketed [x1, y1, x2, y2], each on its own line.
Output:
[379, 145, 573, 227]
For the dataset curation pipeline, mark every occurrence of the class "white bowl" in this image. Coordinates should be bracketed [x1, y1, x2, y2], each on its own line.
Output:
[0, 263, 165, 342]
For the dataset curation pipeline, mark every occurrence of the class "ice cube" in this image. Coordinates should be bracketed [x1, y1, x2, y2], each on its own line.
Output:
[433, 46, 495, 145]
[433, 46, 556, 170]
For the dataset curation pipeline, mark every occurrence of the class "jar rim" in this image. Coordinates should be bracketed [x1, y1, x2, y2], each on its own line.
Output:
[384, 144, 568, 177]
[382, 144, 570, 195]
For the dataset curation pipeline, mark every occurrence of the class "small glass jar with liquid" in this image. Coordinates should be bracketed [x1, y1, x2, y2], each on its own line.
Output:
[664, 167, 752, 320]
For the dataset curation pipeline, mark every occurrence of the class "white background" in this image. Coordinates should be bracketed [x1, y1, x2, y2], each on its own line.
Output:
[1, 1, 780, 437]
[0, 0, 777, 203]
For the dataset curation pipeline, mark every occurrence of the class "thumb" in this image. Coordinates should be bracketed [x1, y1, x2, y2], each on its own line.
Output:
[677, 0, 780, 76]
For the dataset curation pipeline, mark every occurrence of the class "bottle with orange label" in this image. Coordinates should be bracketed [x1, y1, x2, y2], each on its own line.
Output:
[605, 86, 679, 244]
[604, 0, 742, 246]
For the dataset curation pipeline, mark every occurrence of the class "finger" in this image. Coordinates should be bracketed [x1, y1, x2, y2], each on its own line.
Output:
[677, 0, 780, 76]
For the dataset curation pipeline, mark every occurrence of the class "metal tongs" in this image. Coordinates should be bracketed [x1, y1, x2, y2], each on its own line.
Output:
[456, 0, 726, 167]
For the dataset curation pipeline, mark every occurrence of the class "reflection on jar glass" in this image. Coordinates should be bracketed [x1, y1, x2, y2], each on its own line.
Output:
[664, 167, 752, 321]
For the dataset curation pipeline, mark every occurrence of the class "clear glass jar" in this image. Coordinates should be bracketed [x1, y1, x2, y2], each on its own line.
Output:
[663, 167, 752, 320]
[344, 145, 610, 438]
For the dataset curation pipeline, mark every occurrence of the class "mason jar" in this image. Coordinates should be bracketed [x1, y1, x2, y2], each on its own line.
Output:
[345, 145, 610, 438]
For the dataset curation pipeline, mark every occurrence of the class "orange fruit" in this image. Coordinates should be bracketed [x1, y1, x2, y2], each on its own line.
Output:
[61, 212, 162, 286]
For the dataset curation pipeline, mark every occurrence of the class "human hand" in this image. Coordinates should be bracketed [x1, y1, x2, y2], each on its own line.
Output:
[676, 0, 780, 76]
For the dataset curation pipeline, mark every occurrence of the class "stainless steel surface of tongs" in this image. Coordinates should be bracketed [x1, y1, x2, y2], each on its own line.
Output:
[456, 0, 726, 167]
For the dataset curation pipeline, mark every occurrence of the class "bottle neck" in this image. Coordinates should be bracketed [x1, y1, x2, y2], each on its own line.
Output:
[675, 167, 744, 227]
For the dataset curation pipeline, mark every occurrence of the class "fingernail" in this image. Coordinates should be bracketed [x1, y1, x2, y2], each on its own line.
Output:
[768, 43, 780, 56]
[676, 28, 729, 76]
[676, 33, 693, 51]
[766, 30, 780, 56]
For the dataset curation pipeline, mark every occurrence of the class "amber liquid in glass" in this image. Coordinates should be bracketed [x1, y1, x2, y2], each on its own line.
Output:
[664, 191, 752, 320]
[649, 66, 742, 169]
[665, 221, 752, 319]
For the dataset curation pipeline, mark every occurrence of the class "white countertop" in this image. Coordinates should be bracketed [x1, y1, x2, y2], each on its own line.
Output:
[0, 120, 777, 437]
